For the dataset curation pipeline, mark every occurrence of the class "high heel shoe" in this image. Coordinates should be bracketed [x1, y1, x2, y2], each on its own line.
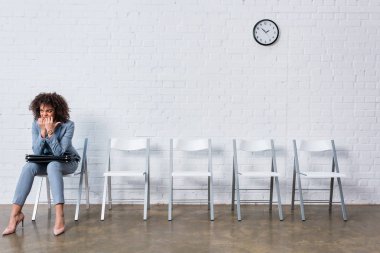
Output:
[53, 226, 65, 236]
[2, 212, 24, 236]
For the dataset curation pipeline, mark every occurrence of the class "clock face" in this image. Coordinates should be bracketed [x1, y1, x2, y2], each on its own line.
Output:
[253, 19, 279, 46]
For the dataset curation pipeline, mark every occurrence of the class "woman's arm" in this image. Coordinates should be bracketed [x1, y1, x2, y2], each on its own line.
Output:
[32, 121, 46, 155]
[45, 121, 74, 156]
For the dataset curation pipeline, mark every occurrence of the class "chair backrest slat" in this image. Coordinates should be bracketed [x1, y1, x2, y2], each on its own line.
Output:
[237, 139, 272, 152]
[173, 139, 209, 151]
[233, 139, 277, 173]
[111, 138, 147, 151]
[72, 138, 88, 175]
[299, 140, 332, 152]
[107, 138, 150, 173]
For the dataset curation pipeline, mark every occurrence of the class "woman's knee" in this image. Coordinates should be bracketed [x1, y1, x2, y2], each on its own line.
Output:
[21, 162, 40, 176]
[47, 161, 77, 175]
[47, 161, 63, 175]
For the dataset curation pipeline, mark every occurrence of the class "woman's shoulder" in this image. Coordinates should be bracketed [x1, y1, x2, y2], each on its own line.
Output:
[32, 120, 38, 128]
[61, 120, 75, 128]
[62, 119, 74, 124]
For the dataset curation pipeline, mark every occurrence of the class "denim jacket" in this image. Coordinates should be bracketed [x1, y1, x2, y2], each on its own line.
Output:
[31, 120, 80, 161]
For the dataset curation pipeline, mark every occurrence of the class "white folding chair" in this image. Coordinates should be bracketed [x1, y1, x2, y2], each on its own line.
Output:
[231, 139, 284, 221]
[168, 138, 214, 221]
[101, 138, 150, 221]
[291, 139, 348, 221]
[32, 138, 89, 221]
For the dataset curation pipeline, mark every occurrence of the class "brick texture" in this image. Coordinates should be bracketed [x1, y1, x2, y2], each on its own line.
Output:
[0, 0, 379, 204]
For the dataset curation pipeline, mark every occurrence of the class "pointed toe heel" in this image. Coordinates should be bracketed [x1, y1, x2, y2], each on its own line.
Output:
[53, 226, 65, 236]
[2, 212, 24, 236]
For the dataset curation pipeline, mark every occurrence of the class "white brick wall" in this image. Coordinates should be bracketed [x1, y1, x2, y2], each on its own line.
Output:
[0, 0, 379, 204]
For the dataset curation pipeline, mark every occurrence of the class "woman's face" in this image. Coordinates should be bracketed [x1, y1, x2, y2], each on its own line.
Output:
[39, 104, 55, 120]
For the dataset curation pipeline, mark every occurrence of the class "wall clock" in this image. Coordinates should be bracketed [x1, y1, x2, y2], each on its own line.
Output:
[253, 19, 279, 46]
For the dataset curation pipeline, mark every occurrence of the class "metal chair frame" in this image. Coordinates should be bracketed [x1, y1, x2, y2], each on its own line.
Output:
[32, 138, 89, 221]
[168, 138, 214, 221]
[101, 138, 150, 221]
[231, 139, 284, 221]
[291, 139, 348, 221]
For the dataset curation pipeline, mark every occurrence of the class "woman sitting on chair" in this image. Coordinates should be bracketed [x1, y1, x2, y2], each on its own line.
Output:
[2, 92, 80, 236]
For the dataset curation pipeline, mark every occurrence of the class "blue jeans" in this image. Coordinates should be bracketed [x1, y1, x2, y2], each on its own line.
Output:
[13, 161, 78, 206]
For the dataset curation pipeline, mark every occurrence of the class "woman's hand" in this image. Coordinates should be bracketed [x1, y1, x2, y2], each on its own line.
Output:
[44, 117, 61, 137]
[38, 117, 47, 137]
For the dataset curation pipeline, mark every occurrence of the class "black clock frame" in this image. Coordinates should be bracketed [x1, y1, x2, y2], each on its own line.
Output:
[253, 19, 279, 46]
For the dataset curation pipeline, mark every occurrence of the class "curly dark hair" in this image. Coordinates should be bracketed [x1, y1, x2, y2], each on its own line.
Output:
[29, 92, 70, 122]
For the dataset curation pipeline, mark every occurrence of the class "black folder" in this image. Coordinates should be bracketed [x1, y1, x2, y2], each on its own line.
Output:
[25, 154, 76, 163]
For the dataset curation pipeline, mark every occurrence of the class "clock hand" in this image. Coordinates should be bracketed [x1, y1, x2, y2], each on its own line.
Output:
[261, 28, 266, 33]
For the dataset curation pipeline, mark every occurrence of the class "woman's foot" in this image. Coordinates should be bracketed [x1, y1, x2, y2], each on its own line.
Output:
[53, 226, 65, 236]
[2, 212, 24, 236]
[53, 210, 65, 236]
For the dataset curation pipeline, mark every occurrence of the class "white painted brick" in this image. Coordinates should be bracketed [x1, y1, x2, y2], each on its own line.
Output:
[0, 0, 379, 205]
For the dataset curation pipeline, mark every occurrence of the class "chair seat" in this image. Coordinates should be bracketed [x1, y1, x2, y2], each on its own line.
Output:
[64, 172, 79, 177]
[239, 171, 280, 178]
[172, 171, 211, 177]
[104, 171, 146, 177]
[300, 171, 346, 178]
[33, 138, 89, 222]
[36, 173, 77, 178]
[101, 138, 150, 221]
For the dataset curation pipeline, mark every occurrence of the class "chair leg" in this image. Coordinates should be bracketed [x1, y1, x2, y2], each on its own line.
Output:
[337, 177, 348, 221]
[209, 175, 214, 221]
[147, 173, 151, 210]
[107, 176, 112, 210]
[75, 170, 85, 221]
[236, 174, 241, 221]
[32, 177, 44, 221]
[274, 177, 284, 221]
[85, 166, 90, 209]
[296, 174, 306, 221]
[329, 177, 334, 212]
[269, 177, 274, 212]
[231, 166, 235, 211]
[208, 177, 211, 211]
[143, 173, 148, 221]
[168, 177, 173, 221]
[101, 176, 108, 220]
[291, 167, 296, 211]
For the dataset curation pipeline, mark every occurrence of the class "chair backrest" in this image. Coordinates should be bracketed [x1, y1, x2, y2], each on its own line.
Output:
[293, 139, 340, 173]
[170, 138, 212, 173]
[107, 138, 150, 172]
[73, 138, 88, 153]
[72, 138, 88, 175]
[299, 140, 332, 152]
[110, 138, 148, 151]
[233, 139, 277, 173]
[236, 139, 272, 152]
[173, 139, 210, 151]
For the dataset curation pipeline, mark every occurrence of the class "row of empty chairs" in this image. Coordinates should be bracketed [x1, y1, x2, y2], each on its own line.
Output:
[32, 138, 348, 223]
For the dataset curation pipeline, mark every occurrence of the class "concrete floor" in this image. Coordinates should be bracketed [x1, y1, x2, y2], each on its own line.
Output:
[0, 204, 379, 253]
